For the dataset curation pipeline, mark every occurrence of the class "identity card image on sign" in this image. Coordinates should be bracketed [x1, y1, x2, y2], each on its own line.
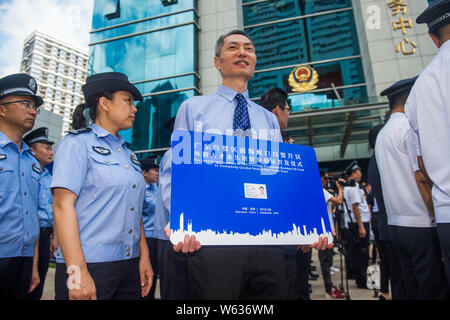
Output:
[169, 130, 333, 246]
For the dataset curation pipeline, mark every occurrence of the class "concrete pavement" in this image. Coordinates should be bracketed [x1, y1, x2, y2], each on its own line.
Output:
[41, 249, 379, 300]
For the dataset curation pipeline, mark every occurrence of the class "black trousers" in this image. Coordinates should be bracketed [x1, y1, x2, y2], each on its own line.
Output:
[389, 225, 448, 300]
[341, 228, 357, 278]
[384, 239, 407, 300]
[437, 223, 450, 295]
[294, 249, 311, 300]
[0, 257, 33, 300]
[318, 248, 334, 292]
[156, 238, 190, 300]
[347, 222, 370, 287]
[27, 227, 53, 300]
[142, 237, 159, 300]
[187, 246, 287, 300]
[371, 215, 390, 294]
[284, 252, 297, 300]
[55, 258, 141, 300]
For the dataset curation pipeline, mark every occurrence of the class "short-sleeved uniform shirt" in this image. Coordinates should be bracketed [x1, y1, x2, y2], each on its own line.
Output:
[50, 124, 146, 263]
[142, 182, 157, 238]
[375, 113, 434, 228]
[38, 168, 53, 228]
[0, 131, 40, 258]
[405, 40, 450, 223]
[343, 183, 371, 225]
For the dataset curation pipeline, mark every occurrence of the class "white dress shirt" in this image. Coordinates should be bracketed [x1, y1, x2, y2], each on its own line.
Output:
[405, 40, 450, 223]
[375, 112, 435, 227]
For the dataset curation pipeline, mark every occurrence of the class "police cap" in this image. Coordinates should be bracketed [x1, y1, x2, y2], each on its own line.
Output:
[416, 0, 450, 33]
[0, 73, 43, 107]
[380, 76, 418, 105]
[23, 127, 54, 146]
[344, 160, 361, 176]
[140, 156, 159, 171]
[82, 72, 143, 103]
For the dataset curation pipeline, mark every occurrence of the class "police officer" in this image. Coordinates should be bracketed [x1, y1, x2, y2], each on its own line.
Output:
[0, 73, 42, 299]
[342, 162, 371, 289]
[51, 72, 153, 300]
[367, 124, 407, 300]
[23, 127, 57, 300]
[154, 116, 191, 300]
[405, 0, 450, 292]
[140, 156, 159, 300]
[376, 77, 448, 299]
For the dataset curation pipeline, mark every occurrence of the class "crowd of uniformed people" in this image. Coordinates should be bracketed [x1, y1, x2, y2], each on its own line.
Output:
[1, 0, 450, 301]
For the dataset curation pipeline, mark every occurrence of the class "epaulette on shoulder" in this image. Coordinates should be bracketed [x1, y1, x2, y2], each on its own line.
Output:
[68, 127, 92, 135]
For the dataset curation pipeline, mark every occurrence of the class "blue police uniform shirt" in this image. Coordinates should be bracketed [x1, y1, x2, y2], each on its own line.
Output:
[153, 149, 171, 241]
[0, 131, 40, 258]
[142, 182, 157, 238]
[37, 168, 53, 228]
[50, 124, 146, 263]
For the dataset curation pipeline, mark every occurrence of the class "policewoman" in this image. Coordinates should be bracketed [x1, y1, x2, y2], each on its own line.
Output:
[0, 73, 42, 299]
[51, 72, 153, 300]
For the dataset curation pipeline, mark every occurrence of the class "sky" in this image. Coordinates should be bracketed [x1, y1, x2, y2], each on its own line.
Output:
[0, 0, 94, 77]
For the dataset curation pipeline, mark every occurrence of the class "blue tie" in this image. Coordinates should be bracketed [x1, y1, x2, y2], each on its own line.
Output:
[233, 93, 251, 135]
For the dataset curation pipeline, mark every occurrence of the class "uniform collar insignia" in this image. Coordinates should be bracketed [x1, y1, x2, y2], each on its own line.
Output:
[32, 162, 41, 174]
[0, 154, 6, 160]
[92, 146, 111, 155]
[130, 154, 140, 166]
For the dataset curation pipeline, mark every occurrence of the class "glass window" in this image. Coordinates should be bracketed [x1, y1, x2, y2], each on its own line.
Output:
[245, 10, 359, 71]
[247, 20, 308, 70]
[92, 0, 195, 31]
[89, 24, 196, 83]
[243, 0, 352, 25]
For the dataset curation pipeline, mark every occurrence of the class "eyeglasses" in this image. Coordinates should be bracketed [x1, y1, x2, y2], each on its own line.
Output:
[0, 100, 40, 114]
[282, 106, 292, 114]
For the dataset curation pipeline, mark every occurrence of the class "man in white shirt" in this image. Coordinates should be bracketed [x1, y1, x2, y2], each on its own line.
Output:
[405, 0, 450, 292]
[342, 163, 371, 289]
[376, 77, 448, 299]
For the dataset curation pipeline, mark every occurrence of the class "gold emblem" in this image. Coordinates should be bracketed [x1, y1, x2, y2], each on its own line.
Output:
[288, 65, 319, 93]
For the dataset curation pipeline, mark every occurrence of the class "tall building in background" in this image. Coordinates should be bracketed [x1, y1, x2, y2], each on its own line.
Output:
[88, 0, 437, 171]
[21, 30, 89, 136]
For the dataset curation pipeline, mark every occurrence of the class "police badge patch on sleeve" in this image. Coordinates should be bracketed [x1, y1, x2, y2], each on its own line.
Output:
[32, 162, 41, 174]
[92, 146, 112, 155]
[130, 154, 141, 166]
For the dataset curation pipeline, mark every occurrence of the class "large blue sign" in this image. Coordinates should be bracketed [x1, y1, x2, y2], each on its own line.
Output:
[170, 130, 332, 245]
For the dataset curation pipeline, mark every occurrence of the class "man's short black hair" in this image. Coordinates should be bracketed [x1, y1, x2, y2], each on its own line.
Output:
[368, 124, 384, 150]
[259, 87, 288, 112]
[215, 29, 255, 57]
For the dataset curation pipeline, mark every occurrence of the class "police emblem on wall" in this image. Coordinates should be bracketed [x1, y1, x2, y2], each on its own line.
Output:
[288, 65, 319, 93]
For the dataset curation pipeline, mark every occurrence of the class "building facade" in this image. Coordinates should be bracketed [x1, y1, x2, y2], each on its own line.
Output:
[21, 30, 88, 136]
[88, 0, 438, 169]
[33, 109, 64, 147]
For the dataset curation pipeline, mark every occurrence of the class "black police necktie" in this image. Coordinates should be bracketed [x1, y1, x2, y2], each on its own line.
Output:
[233, 93, 251, 135]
